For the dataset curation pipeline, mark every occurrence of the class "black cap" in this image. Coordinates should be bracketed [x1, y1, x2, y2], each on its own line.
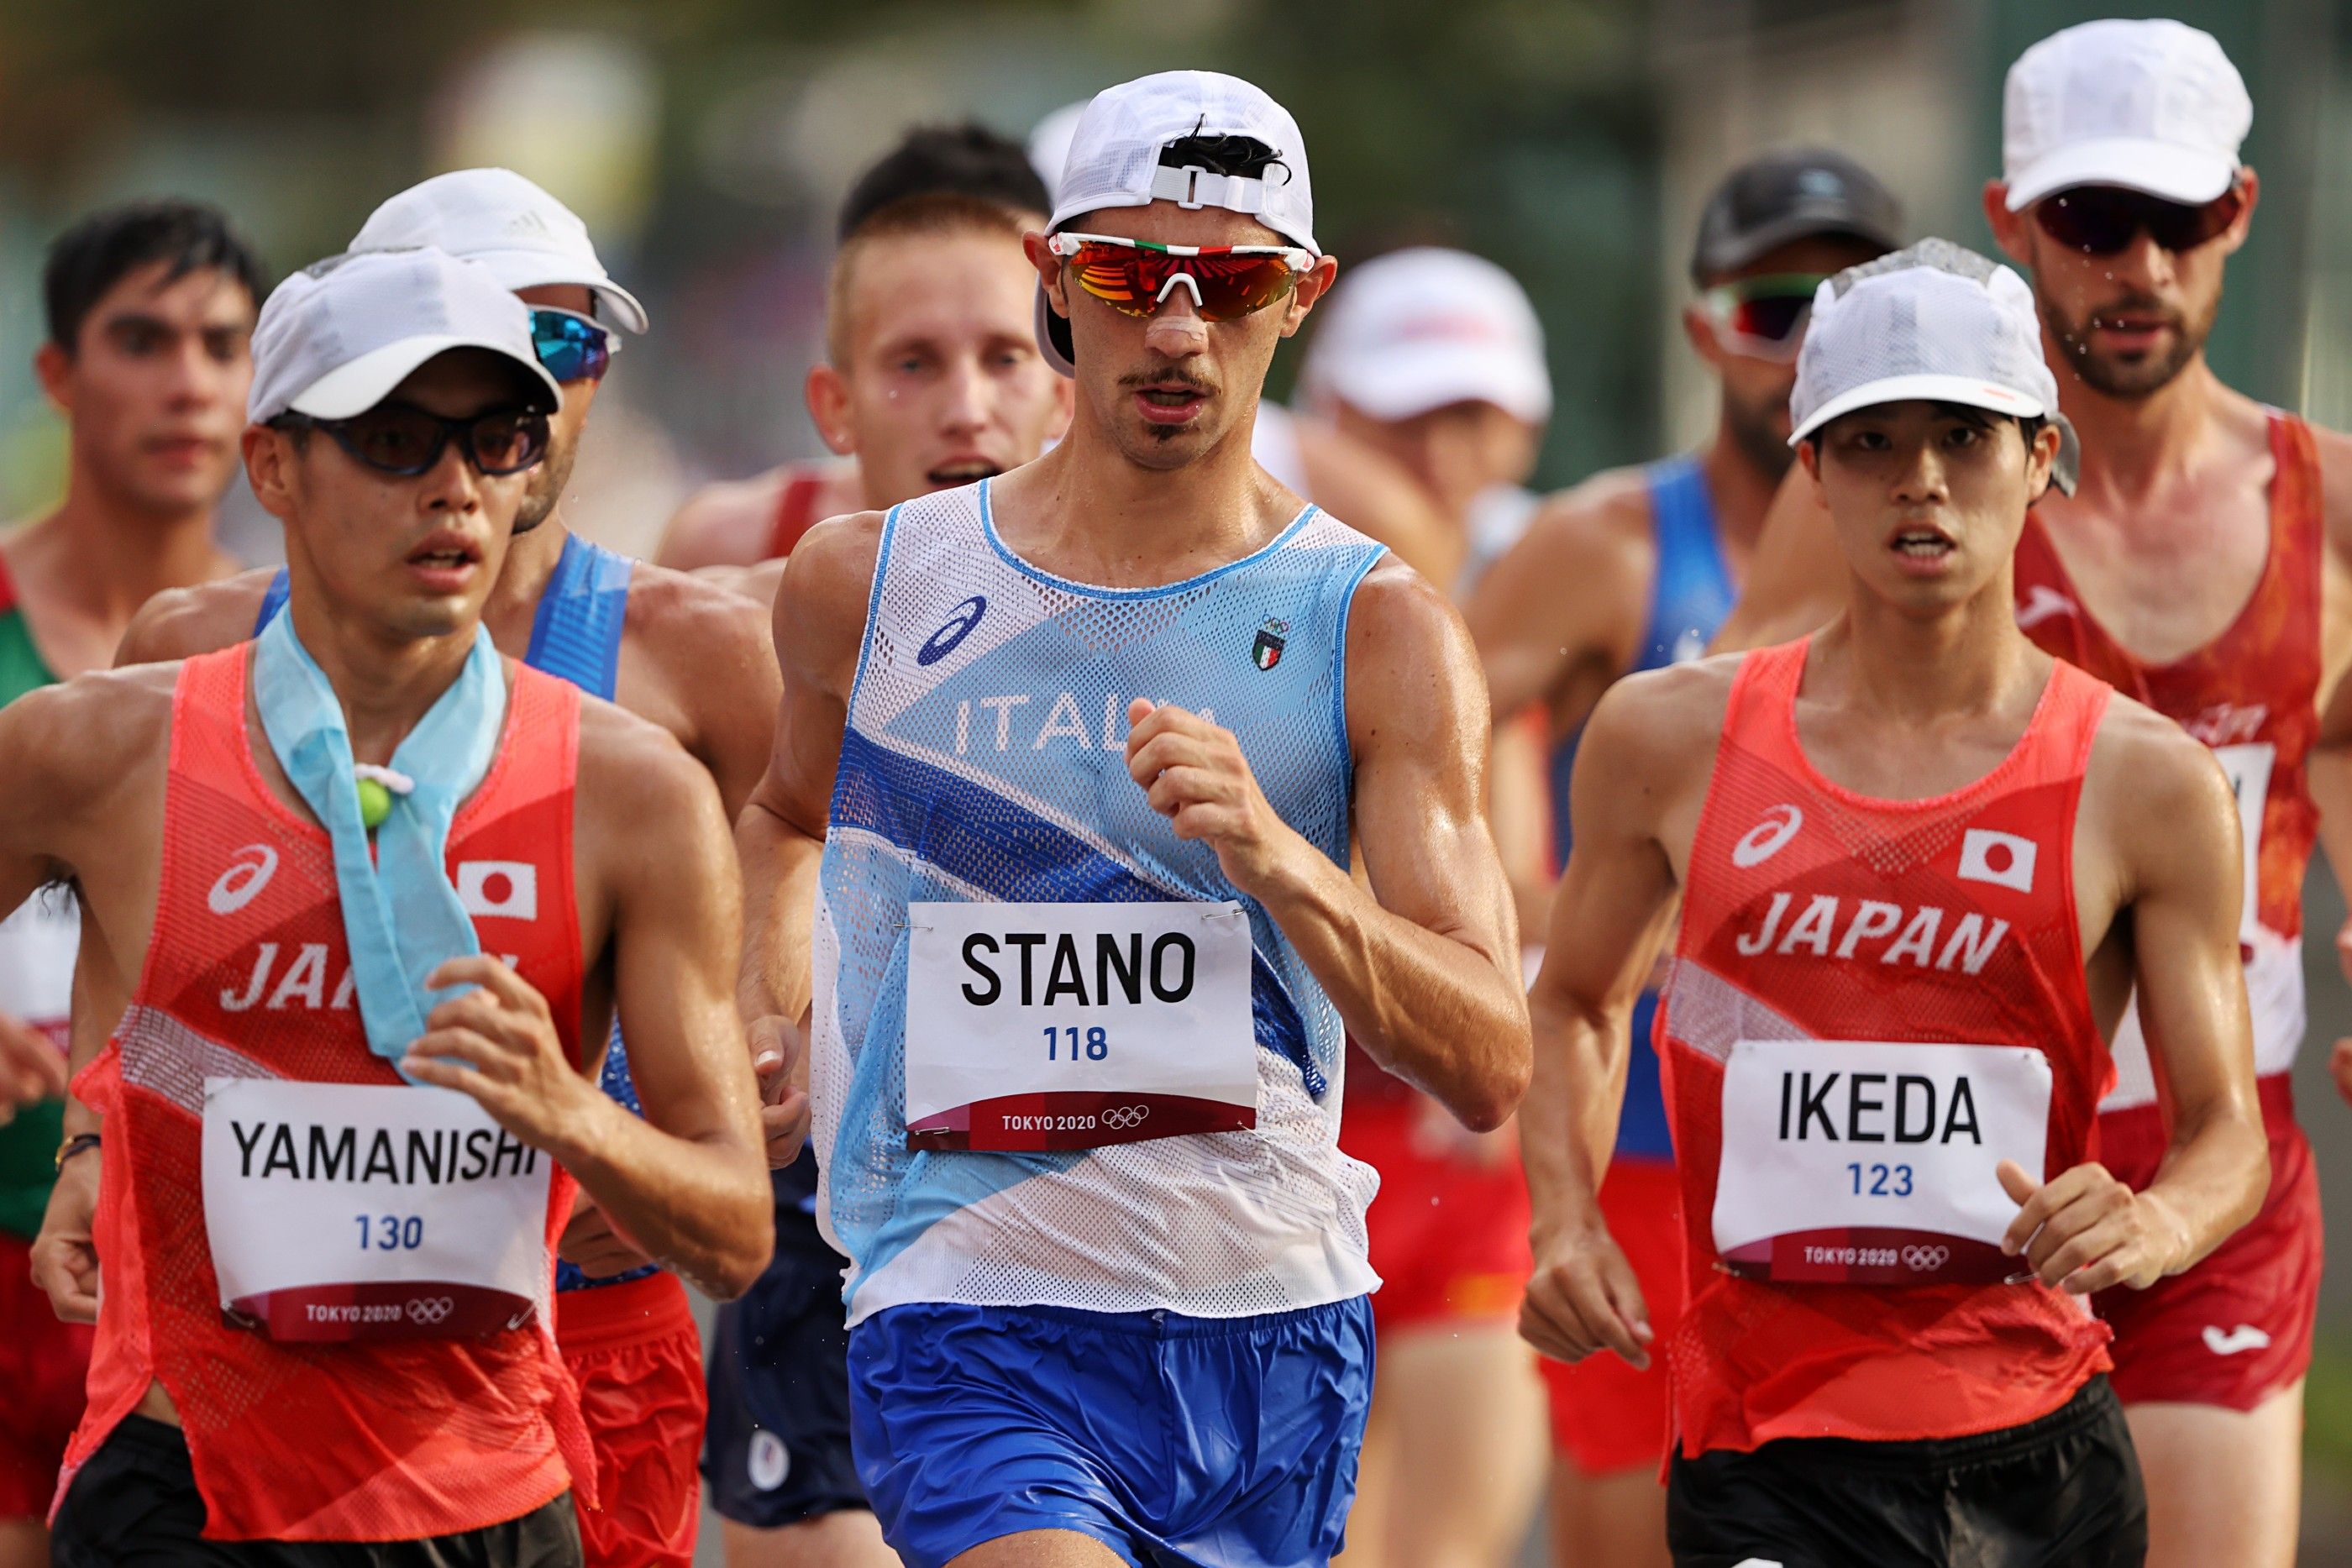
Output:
[1689, 149, 1903, 286]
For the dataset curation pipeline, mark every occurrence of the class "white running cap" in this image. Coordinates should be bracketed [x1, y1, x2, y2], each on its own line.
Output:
[2003, 19, 2250, 211]
[249, 247, 561, 424]
[1788, 239, 2076, 492]
[1300, 248, 1551, 425]
[1047, 70, 1317, 253]
[350, 168, 649, 333]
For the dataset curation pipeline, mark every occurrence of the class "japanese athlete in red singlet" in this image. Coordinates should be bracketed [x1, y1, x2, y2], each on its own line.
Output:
[1712, 24, 2352, 1565]
[1521, 244, 2266, 1567]
[0, 249, 773, 1566]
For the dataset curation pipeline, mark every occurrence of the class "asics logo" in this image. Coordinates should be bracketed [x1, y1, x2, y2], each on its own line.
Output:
[917, 596, 988, 666]
[2014, 585, 2077, 631]
[1100, 1104, 1150, 1131]
[207, 846, 281, 915]
[1731, 805, 1803, 868]
[2202, 1324, 2271, 1356]
[405, 1296, 454, 1326]
[1900, 1245, 1950, 1273]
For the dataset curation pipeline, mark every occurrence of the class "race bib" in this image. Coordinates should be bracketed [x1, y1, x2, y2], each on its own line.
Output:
[2212, 742, 2271, 944]
[201, 1078, 551, 1342]
[904, 900, 1257, 1151]
[1712, 1039, 2050, 1285]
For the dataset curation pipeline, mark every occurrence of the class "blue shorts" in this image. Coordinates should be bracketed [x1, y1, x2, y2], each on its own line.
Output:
[848, 1296, 1375, 1568]
[704, 1156, 868, 1529]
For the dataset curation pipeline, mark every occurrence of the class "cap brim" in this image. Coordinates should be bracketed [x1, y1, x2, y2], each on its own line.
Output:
[2004, 140, 2236, 210]
[1788, 373, 2048, 445]
[287, 334, 564, 421]
[461, 246, 651, 334]
[1036, 286, 1076, 377]
[1695, 209, 1903, 282]
[1319, 345, 1551, 426]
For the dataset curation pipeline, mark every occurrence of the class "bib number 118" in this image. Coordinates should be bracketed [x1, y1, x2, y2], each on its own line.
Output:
[1043, 1025, 1110, 1062]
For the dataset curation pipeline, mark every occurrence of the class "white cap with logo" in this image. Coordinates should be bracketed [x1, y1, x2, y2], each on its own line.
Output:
[248, 247, 563, 425]
[1037, 70, 1315, 375]
[350, 168, 649, 333]
[2003, 18, 2251, 211]
[1300, 248, 1551, 426]
[1787, 239, 2076, 493]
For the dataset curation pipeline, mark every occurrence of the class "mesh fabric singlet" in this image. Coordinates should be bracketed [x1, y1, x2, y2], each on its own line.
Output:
[60, 647, 596, 1541]
[815, 477, 1386, 1324]
[1660, 639, 2115, 1455]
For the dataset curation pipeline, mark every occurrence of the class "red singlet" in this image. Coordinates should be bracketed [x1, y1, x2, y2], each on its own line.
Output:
[60, 646, 596, 1541]
[1659, 639, 2116, 1455]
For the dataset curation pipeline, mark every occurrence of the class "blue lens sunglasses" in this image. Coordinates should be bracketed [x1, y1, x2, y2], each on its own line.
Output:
[530, 307, 617, 384]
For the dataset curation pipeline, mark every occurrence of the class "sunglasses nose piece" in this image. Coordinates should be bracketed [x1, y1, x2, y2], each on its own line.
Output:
[1153, 272, 1205, 312]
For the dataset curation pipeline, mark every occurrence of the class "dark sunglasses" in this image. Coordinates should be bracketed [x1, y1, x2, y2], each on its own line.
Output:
[2031, 185, 2244, 257]
[1048, 232, 1315, 323]
[529, 307, 617, 383]
[271, 402, 550, 478]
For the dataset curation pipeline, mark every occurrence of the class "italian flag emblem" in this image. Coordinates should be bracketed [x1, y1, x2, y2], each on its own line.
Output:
[1252, 617, 1289, 670]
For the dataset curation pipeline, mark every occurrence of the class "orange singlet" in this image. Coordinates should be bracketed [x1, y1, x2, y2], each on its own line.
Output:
[1658, 639, 2116, 1456]
[59, 646, 596, 1542]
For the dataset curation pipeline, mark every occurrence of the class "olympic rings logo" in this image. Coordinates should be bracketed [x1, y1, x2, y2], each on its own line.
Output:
[1100, 1104, 1151, 1131]
[1900, 1245, 1950, 1273]
[406, 1295, 455, 1325]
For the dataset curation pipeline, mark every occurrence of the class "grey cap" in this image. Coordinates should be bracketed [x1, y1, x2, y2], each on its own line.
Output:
[1788, 238, 2078, 494]
[249, 247, 562, 425]
[1690, 149, 1903, 284]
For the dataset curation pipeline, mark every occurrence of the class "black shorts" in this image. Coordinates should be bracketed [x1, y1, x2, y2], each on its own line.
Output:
[50, 1414, 581, 1566]
[1667, 1376, 2145, 1568]
[701, 1156, 869, 1529]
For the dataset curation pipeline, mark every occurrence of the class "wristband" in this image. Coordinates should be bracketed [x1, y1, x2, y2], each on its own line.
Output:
[53, 1132, 100, 1172]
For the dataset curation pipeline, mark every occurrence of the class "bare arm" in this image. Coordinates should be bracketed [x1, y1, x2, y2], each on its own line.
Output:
[1709, 465, 1844, 653]
[1128, 564, 1530, 1130]
[735, 515, 881, 1161]
[1518, 670, 1707, 1368]
[2001, 714, 2266, 1292]
[405, 720, 772, 1298]
[1462, 475, 1650, 721]
[622, 567, 783, 821]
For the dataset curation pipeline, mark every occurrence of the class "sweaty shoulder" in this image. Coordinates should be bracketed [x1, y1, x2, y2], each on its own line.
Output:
[117, 566, 277, 667]
[655, 469, 792, 572]
[2082, 687, 2239, 875]
[1581, 653, 1740, 782]
[771, 509, 885, 696]
[620, 560, 774, 686]
[572, 693, 729, 847]
[1499, 465, 1657, 606]
[3, 663, 179, 823]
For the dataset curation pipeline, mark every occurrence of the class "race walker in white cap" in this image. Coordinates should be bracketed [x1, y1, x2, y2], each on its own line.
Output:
[15, 244, 771, 1566]
[111, 171, 785, 1568]
[1720, 26, 2352, 1562]
[1524, 239, 2265, 1568]
[737, 67, 1530, 1568]
[1471, 149, 1896, 1567]
[1029, 99, 1462, 585]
